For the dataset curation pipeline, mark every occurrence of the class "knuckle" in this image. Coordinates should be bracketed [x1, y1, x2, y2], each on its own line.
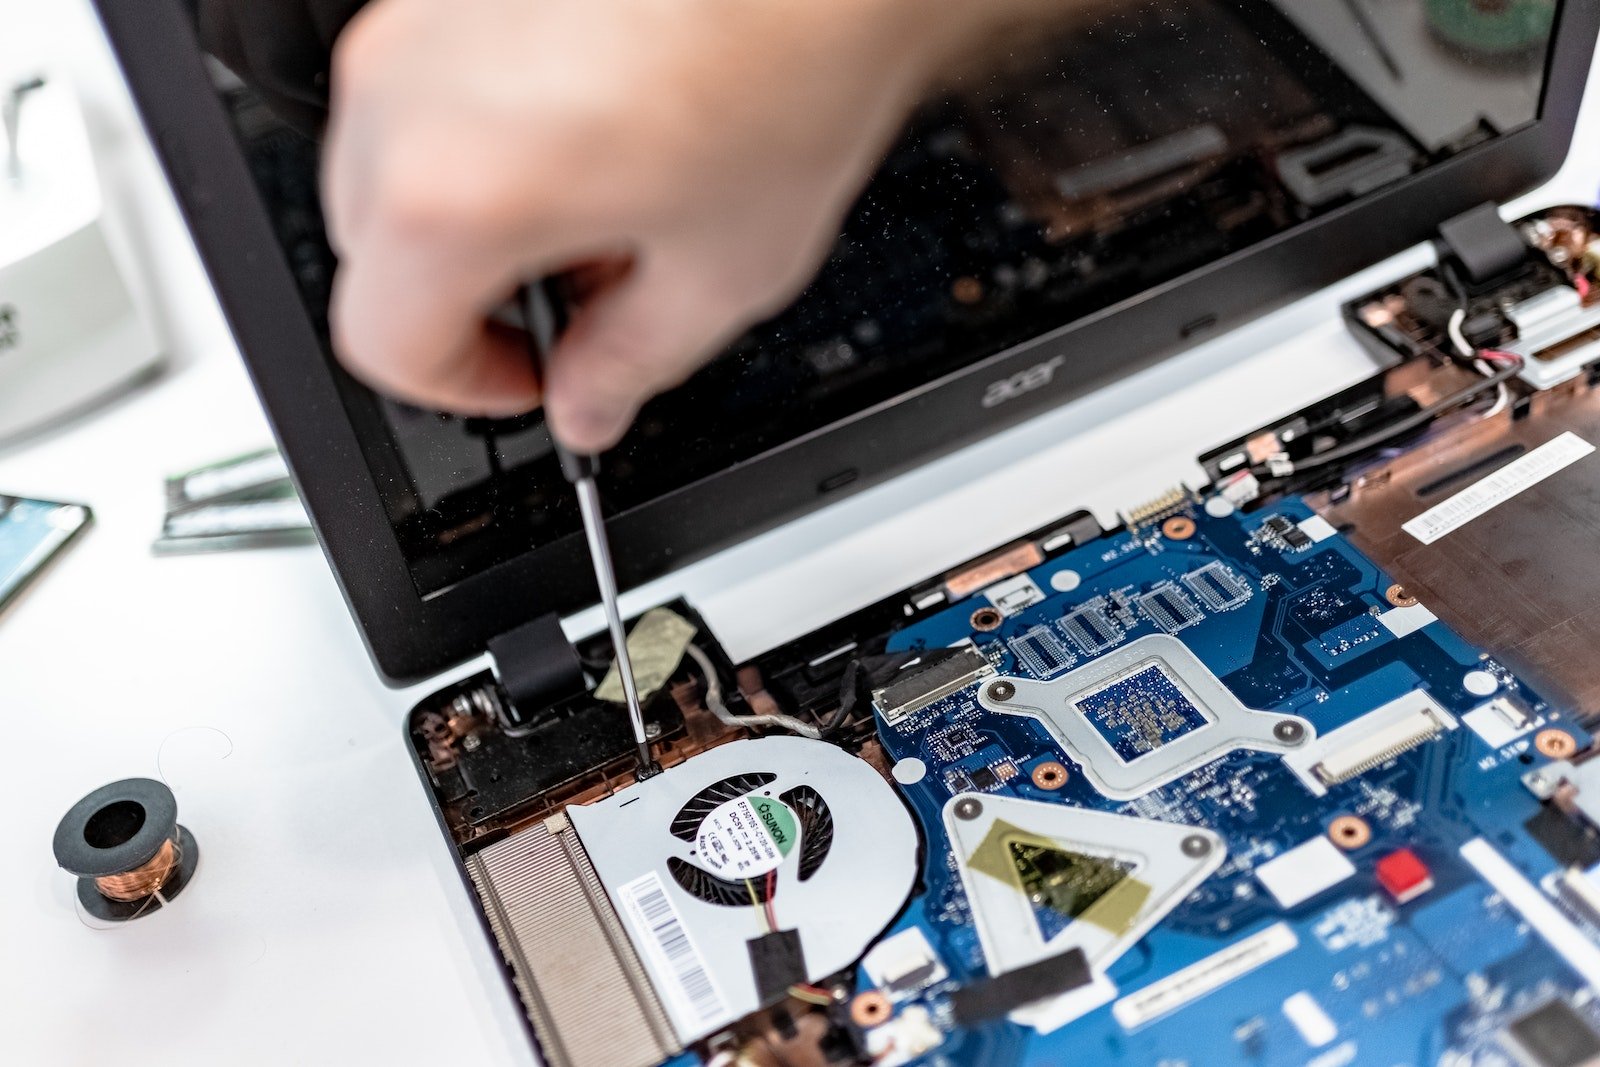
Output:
[373, 147, 525, 242]
[331, 8, 393, 92]
[591, 329, 666, 387]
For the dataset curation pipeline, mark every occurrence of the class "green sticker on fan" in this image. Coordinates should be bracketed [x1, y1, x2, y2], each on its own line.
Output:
[695, 794, 798, 879]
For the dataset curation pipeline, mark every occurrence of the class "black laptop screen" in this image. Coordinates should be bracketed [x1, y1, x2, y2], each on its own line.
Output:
[192, 0, 1562, 596]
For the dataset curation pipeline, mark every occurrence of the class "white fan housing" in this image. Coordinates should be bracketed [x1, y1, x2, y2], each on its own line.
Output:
[568, 736, 919, 1043]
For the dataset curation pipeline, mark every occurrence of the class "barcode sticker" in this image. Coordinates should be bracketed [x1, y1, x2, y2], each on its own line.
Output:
[618, 871, 729, 1035]
[1402, 432, 1594, 545]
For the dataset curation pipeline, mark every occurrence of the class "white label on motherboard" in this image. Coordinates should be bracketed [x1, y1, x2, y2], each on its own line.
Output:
[1112, 922, 1298, 1029]
[1283, 991, 1338, 1047]
[1402, 432, 1594, 545]
[1297, 515, 1338, 543]
[618, 871, 730, 1034]
[1378, 603, 1438, 638]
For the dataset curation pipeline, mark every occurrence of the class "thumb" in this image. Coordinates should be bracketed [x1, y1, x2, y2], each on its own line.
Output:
[541, 264, 731, 453]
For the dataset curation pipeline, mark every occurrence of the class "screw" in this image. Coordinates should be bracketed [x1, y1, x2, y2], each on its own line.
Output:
[1273, 720, 1306, 744]
[461, 734, 482, 752]
[987, 681, 1016, 703]
[1181, 834, 1213, 858]
[645, 722, 663, 740]
[954, 797, 984, 821]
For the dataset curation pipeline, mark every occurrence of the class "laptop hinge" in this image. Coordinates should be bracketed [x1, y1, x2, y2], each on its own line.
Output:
[1436, 202, 1530, 287]
[487, 611, 586, 730]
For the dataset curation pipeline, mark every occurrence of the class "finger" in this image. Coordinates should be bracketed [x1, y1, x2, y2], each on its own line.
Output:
[564, 256, 634, 304]
[321, 2, 387, 252]
[540, 264, 733, 452]
[321, 103, 365, 255]
[330, 232, 540, 417]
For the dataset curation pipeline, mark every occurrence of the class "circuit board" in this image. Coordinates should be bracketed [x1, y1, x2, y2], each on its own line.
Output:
[859, 494, 1600, 1066]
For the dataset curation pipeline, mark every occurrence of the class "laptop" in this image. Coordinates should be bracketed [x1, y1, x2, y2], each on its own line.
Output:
[90, 1, 1600, 1064]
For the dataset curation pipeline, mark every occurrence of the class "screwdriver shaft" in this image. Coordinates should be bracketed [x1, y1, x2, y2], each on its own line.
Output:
[517, 282, 656, 778]
[573, 475, 654, 773]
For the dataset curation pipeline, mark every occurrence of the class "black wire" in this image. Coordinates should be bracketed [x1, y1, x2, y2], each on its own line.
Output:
[1438, 256, 1471, 308]
[1251, 354, 1522, 479]
[822, 650, 922, 735]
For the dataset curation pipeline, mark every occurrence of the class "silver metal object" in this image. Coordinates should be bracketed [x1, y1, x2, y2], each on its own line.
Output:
[953, 797, 984, 821]
[466, 813, 681, 1067]
[978, 634, 1316, 801]
[574, 475, 654, 775]
[517, 282, 656, 778]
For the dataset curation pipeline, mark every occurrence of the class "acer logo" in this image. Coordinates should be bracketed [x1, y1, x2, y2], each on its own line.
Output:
[0, 305, 16, 354]
[981, 355, 1065, 408]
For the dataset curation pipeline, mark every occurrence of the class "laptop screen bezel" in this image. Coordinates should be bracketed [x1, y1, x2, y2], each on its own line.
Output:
[90, 0, 1600, 683]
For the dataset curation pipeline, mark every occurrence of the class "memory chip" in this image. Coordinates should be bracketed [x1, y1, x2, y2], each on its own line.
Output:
[1060, 601, 1122, 656]
[1009, 625, 1076, 677]
[1182, 562, 1252, 612]
[1263, 516, 1295, 537]
[1136, 583, 1203, 633]
[1075, 663, 1211, 762]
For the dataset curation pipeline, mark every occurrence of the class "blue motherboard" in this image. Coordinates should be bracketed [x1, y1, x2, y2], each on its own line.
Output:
[858, 495, 1600, 1066]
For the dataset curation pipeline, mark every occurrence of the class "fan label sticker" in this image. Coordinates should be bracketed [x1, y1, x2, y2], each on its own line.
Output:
[695, 795, 797, 878]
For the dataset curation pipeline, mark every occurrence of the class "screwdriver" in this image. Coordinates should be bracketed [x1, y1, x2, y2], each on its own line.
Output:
[519, 283, 660, 780]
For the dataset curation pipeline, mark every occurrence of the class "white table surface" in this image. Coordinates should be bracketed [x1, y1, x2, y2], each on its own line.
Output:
[2, 3, 1597, 1063]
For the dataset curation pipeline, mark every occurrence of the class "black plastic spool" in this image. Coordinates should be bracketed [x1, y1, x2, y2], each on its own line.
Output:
[52, 777, 199, 921]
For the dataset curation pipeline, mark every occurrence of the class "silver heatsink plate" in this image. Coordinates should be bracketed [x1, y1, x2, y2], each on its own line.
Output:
[943, 793, 1226, 1032]
[977, 633, 1315, 800]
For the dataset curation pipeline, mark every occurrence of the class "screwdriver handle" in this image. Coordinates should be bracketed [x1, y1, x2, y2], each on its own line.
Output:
[556, 446, 599, 484]
[518, 282, 600, 483]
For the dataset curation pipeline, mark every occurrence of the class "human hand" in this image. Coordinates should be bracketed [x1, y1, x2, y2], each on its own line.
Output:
[324, 0, 975, 452]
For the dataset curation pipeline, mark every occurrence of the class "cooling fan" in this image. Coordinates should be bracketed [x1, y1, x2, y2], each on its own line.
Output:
[567, 736, 920, 1044]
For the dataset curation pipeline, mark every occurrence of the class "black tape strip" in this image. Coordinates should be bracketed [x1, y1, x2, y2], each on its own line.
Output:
[949, 947, 1091, 1026]
[748, 929, 808, 1005]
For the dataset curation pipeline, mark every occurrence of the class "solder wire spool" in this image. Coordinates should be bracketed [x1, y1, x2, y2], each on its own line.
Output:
[53, 778, 199, 921]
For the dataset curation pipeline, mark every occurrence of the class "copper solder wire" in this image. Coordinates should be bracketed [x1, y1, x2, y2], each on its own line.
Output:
[94, 837, 181, 902]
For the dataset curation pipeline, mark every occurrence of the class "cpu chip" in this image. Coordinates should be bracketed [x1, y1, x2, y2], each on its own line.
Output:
[977, 634, 1313, 800]
[1076, 663, 1212, 762]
